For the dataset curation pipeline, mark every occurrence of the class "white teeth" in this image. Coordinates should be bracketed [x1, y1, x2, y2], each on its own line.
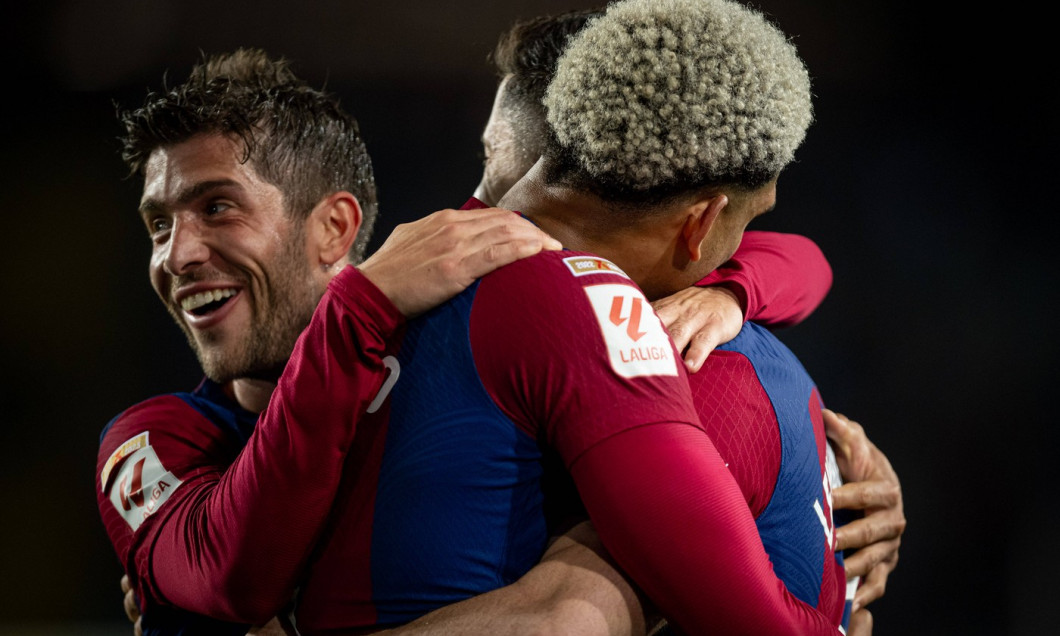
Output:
[180, 288, 237, 312]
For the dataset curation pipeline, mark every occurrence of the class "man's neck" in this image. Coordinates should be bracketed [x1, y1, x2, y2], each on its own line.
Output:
[499, 164, 702, 300]
[229, 378, 277, 414]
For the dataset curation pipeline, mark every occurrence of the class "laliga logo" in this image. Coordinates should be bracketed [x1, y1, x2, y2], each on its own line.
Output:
[117, 456, 174, 519]
[609, 296, 647, 342]
[107, 442, 183, 530]
[586, 284, 676, 377]
[118, 458, 146, 510]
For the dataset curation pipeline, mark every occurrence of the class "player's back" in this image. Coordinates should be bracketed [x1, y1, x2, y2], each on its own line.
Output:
[290, 246, 699, 633]
[291, 249, 577, 631]
[690, 321, 849, 627]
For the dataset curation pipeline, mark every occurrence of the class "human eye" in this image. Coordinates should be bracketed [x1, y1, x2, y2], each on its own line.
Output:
[205, 201, 233, 216]
[146, 216, 171, 240]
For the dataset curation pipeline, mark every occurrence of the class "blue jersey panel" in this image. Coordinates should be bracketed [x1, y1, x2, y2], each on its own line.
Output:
[175, 380, 257, 445]
[718, 322, 827, 607]
[371, 282, 547, 623]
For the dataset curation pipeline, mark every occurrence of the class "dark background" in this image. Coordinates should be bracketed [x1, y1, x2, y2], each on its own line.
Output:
[1, 1, 1054, 634]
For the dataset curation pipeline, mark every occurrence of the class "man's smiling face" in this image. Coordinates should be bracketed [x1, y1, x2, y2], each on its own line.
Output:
[141, 133, 321, 382]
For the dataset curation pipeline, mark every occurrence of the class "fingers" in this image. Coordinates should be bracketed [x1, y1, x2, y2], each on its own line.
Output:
[656, 311, 693, 353]
[846, 608, 873, 636]
[123, 582, 140, 625]
[824, 409, 875, 481]
[449, 207, 562, 254]
[835, 504, 904, 551]
[656, 309, 718, 370]
[651, 286, 742, 373]
[853, 554, 897, 608]
[842, 537, 900, 580]
[681, 330, 723, 373]
[456, 225, 561, 282]
[134, 617, 143, 636]
[121, 574, 140, 626]
[822, 408, 853, 455]
[832, 479, 902, 512]
[359, 207, 561, 317]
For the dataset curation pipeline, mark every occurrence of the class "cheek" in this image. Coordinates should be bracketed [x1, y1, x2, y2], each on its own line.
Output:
[149, 252, 166, 295]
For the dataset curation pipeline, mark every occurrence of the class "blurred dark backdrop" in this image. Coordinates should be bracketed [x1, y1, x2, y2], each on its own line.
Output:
[1, 1, 1055, 634]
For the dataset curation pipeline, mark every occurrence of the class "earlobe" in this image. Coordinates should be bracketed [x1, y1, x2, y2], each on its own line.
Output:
[682, 194, 727, 262]
[313, 191, 363, 267]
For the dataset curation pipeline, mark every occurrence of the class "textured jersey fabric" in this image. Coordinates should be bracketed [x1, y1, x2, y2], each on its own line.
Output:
[97, 206, 841, 635]
[97, 267, 405, 631]
[694, 323, 850, 629]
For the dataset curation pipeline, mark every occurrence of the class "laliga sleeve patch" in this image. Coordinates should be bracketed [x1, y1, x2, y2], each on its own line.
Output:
[106, 435, 183, 531]
[584, 284, 678, 378]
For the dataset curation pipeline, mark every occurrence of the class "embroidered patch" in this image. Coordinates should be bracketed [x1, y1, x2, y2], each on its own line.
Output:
[101, 432, 150, 489]
[584, 284, 678, 378]
[563, 256, 629, 278]
[107, 442, 183, 531]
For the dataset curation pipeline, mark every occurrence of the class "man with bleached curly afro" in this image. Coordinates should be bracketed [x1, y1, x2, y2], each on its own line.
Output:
[483, 0, 856, 633]
[543, 0, 813, 201]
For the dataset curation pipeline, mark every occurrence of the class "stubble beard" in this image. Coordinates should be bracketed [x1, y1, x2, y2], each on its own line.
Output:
[175, 239, 323, 385]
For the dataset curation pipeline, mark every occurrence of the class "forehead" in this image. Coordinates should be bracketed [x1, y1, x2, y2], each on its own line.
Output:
[141, 134, 266, 205]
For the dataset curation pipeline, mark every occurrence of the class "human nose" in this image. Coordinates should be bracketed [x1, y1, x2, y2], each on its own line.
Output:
[162, 216, 210, 275]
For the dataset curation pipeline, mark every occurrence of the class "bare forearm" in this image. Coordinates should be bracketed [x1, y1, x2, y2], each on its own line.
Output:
[378, 523, 647, 636]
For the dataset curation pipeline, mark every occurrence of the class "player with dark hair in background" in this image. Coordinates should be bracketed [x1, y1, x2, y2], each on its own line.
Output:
[473, 6, 904, 634]
[98, 47, 566, 635]
[102, 40, 836, 636]
[102, 1, 903, 634]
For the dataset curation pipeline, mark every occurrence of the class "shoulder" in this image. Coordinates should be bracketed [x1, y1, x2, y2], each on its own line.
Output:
[475, 250, 679, 379]
[471, 251, 692, 461]
[97, 389, 248, 533]
[100, 393, 200, 451]
[101, 380, 254, 450]
[97, 390, 244, 493]
[476, 250, 641, 314]
[474, 250, 641, 336]
[484, 249, 632, 283]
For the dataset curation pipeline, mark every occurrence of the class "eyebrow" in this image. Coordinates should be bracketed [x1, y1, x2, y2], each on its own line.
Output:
[139, 179, 243, 218]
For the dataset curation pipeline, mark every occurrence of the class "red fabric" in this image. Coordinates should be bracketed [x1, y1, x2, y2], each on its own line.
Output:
[470, 249, 838, 635]
[471, 252, 694, 461]
[96, 266, 403, 624]
[688, 350, 782, 517]
[100, 196, 836, 631]
[809, 390, 847, 620]
[572, 424, 839, 635]
[700, 230, 833, 327]
[461, 198, 832, 329]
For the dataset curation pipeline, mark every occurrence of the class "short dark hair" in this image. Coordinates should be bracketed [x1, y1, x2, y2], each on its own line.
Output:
[118, 48, 378, 263]
[488, 8, 604, 161]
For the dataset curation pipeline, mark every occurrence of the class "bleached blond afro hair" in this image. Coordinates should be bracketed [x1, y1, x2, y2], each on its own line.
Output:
[543, 0, 812, 198]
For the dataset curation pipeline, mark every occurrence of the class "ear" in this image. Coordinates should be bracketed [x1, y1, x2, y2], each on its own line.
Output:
[308, 191, 363, 268]
[681, 194, 728, 262]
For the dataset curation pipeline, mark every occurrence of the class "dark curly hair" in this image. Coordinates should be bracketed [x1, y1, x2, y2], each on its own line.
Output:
[118, 48, 378, 263]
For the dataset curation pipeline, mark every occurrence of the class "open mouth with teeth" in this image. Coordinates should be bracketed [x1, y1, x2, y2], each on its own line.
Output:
[181, 288, 238, 316]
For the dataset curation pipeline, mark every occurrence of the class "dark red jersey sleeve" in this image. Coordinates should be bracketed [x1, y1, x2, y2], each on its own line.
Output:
[700, 230, 833, 328]
[572, 425, 838, 635]
[96, 266, 404, 624]
[470, 252, 839, 635]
